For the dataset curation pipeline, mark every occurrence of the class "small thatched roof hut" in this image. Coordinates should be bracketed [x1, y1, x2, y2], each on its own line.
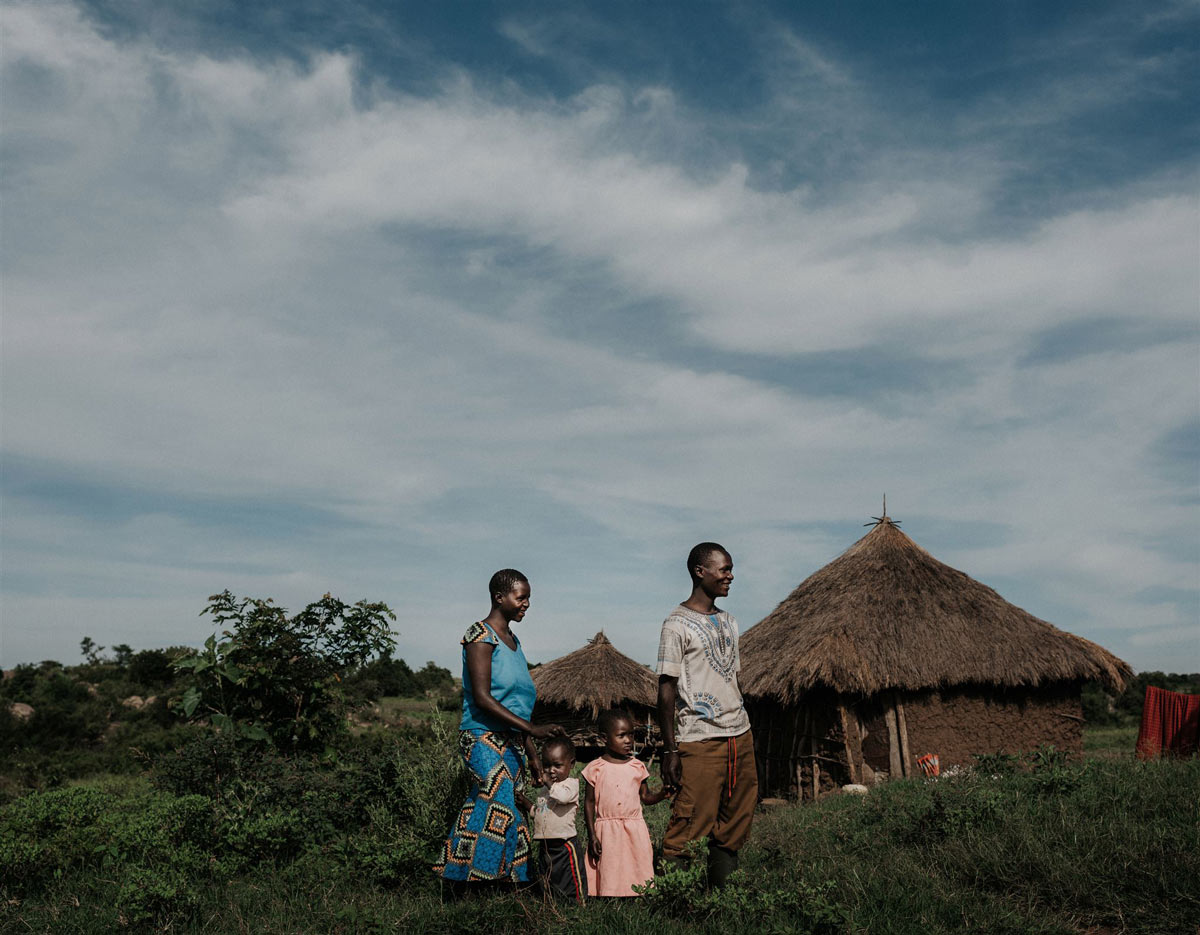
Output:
[741, 516, 1131, 798]
[531, 631, 659, 753]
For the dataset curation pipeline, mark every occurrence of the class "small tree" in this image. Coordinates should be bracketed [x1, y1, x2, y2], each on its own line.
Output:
[172, 590, 396, 750]
[79, 636, 105, 665]
[413, 661, 455, 696]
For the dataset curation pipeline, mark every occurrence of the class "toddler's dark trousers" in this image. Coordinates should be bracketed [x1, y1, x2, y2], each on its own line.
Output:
[538, 836, 587, 903]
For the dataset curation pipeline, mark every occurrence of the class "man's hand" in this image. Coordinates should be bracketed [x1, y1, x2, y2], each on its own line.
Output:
[657, 674, 681, 791]
[661, 750, 682, 791]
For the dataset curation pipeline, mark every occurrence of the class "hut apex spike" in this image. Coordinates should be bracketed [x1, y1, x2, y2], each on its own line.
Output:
[865, 494, 900, 527]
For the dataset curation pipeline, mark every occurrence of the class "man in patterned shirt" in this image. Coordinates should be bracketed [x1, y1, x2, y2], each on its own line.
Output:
[656, 542, 757, 887]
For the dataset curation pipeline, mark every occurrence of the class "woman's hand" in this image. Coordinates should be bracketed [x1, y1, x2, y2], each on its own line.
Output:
[587, 836, 602, 863]
[528, 759, 546, 788]
[530, 722, 566, 740]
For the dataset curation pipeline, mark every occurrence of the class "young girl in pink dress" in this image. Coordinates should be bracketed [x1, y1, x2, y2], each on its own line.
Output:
[582, 708, 669, 896]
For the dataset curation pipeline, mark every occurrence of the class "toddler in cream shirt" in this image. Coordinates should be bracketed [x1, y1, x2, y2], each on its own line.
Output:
[530, 738, 587, 902]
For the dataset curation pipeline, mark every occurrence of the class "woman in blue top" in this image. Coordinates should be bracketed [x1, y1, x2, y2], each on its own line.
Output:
[435, 568, 564, 886]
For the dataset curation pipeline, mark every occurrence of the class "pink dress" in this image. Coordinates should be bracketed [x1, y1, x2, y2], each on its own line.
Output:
[581, 756, 653, 897]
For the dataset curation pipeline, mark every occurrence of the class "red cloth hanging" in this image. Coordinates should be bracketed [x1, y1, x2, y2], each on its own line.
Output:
[1135, 685, 1200, 759]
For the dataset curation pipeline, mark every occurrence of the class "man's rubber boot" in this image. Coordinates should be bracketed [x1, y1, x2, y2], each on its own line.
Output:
[707, 844, 738, 889]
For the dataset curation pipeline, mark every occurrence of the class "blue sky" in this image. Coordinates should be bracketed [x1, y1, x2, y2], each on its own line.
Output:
[2, 0, 1197, 676]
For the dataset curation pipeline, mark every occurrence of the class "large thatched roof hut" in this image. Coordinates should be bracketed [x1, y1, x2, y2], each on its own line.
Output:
[531, 631, 659, 753]
[740, 515, 1131, 798]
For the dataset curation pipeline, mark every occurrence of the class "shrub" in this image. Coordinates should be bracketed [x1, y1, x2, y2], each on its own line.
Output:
[972, 751, 1020, 775]
[0, 671, 110, 754]
[411, 661, 456, 696]
[0, 784, 213, 896]
[635, 846, 846, 934]
[172, 590, 396, 751]
[127, 649, 175, 689]
[114, 862, 206, 926]
[215, 810, 309, 872]
[345, 653, 418, 701]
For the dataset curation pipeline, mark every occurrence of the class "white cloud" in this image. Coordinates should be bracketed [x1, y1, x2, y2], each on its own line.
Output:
[2, 1, 1196, 672]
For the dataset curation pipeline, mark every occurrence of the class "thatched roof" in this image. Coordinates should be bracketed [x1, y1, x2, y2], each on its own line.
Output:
[740, 518, 1131, 702]
[531, 631, 657, 717]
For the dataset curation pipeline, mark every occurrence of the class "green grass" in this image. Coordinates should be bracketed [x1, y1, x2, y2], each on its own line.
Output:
[348, 696, 458, 734]
[1083, 724, 1138, 756]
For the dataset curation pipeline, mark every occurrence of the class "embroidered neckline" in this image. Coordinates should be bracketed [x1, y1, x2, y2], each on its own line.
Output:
[478, 620, 520, 651]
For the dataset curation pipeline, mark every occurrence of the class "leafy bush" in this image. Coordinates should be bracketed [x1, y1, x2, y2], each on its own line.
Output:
[0, 670, 110, 753]
[151, 713, 467, 882]
[635, 847, 846, 934]
[345, 653, 419, 701]
[126, 649, 176, 689]
[215, 810, 309, 873]
[971, 750, 1021, 774]
[345, 655, 457, 705]
[0, 784, 212, 896]
[172, 590, 396, 751]
[115, 864, 202, 926]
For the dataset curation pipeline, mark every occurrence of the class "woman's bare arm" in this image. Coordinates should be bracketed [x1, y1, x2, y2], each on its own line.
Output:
[523, 732, 545, 787]
[464, 641, 562, 739]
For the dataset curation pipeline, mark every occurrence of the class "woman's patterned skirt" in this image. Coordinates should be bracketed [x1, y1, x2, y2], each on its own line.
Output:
[434, 730, 531, 882]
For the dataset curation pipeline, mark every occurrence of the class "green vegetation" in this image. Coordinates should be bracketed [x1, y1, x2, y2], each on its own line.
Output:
[172, 591, 398, 750]
[2, 721, 1197, 933]
[2, 610, 1197, 933]
[1081, 671, 1200, 727]
[1083, 724, 1139, 756]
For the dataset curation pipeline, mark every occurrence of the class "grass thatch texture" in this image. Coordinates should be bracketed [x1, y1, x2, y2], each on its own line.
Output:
[740, 519, 1131, 702]
[531, 631, 657, 718]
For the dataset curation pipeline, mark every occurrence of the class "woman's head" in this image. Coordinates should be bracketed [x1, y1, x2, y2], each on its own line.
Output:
[597, 707, 635, 758]
[488, 568, 530, 622]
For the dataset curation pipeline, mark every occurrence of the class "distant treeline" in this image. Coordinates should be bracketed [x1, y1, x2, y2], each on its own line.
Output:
[348, 652, 457, 701]
[0, 638, 456, 761]
[1081, 671, 1200, 727]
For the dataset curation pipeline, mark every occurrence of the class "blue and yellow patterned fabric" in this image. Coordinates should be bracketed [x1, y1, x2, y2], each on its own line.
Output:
[434, 730, 531, 882]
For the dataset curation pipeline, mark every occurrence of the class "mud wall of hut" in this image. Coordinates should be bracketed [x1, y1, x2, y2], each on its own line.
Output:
[899, 683, 1084, 767]
[750, 682, 1084, 798]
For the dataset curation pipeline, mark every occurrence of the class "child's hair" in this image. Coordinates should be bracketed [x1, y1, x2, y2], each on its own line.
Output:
[597, 707, 633, 737]
[542, 736, 575, 761]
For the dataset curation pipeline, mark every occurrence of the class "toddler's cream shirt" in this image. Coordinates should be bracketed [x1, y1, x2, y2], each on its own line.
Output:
[531, 777, 579, 840]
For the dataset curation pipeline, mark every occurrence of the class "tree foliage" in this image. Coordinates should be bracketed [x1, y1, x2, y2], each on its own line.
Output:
[1082, 671, 1200, 727]
[345, 653, 456, 701]
[172, 591, 396, 751]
